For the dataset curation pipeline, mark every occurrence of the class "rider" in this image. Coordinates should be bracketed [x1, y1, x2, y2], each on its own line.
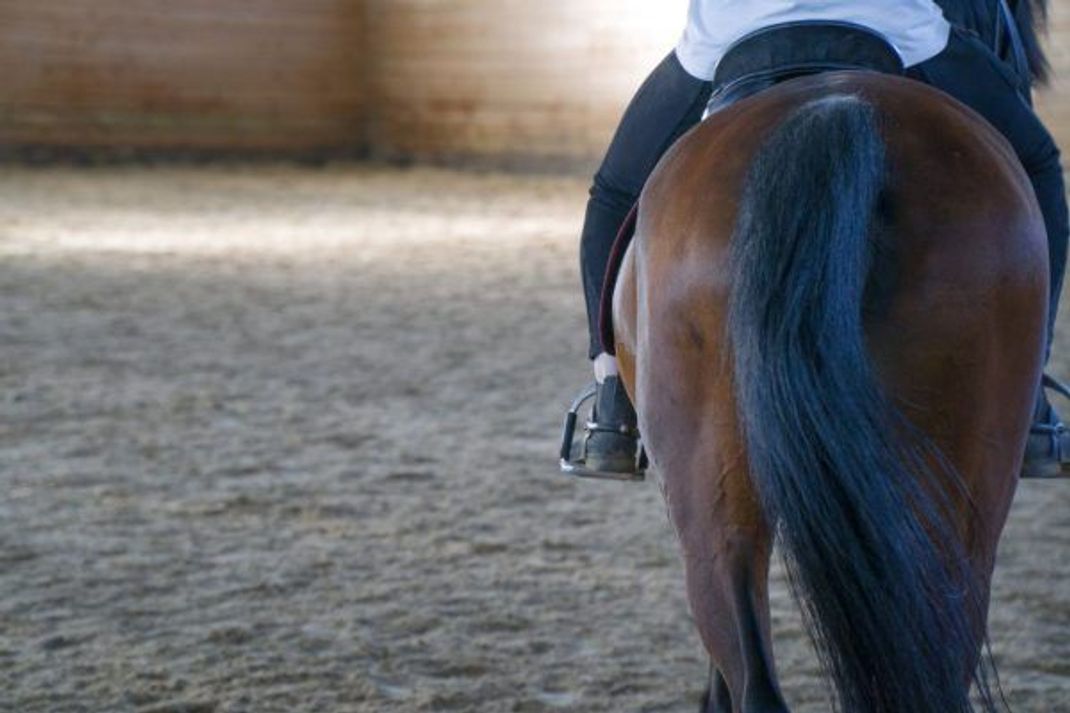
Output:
[568, 0, 1070, 479]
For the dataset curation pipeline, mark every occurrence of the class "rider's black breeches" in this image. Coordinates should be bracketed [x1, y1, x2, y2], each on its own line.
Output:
[580, 52, 712, 358]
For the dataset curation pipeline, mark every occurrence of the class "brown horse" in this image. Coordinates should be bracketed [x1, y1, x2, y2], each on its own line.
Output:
[611, 72, 1047, 712]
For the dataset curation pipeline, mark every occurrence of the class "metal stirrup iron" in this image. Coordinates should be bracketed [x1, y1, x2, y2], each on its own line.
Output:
[1022, 373, 1070, 479]
[559, 383, 647, 482]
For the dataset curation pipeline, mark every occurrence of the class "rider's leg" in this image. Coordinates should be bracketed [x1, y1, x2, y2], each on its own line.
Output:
[575, 51, 712, 474]
[909, 27, 1070, 475]
[581, 51, 713, 360]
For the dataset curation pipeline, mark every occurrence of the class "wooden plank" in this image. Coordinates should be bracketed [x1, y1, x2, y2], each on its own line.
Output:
[363, 0, 683, 166]
[363, 0, 1070, 166]
[0, 0, 367, 151]
[3, 0, 1070, 162]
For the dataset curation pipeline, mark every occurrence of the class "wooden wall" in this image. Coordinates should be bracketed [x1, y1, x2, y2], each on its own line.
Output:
[3, 0, 1070, 165]
[366, 0, 1070, 166]
[362, 0, 680, 167]
[0, 1, 366, 152]
[0, 0, 678, 161]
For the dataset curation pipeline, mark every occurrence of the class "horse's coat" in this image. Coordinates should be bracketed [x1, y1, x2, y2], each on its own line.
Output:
[612, 72, 1048, 712]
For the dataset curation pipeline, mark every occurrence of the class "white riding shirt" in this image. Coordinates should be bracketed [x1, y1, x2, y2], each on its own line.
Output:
[676, 0, 951, 80]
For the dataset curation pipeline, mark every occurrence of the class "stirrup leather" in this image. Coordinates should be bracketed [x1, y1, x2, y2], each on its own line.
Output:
[559, 383, 647, 482]
[1042, 373, 1070, 401]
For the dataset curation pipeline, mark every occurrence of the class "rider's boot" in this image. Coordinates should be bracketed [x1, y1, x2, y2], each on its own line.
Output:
[584, 376, 641, 475]
[560, 375, 644, 481]
[1022, 375, 1070, 479]
[563, 54, 708, 482]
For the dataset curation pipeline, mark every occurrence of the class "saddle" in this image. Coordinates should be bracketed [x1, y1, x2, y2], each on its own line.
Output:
[598, 22, 904, 356]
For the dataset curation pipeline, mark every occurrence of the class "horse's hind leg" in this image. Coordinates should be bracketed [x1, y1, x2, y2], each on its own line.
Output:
[649, 418, 788, 713]
[615, 229, 787, 711]
[701, 667, 732, 713]
[621, 325, 786, 710]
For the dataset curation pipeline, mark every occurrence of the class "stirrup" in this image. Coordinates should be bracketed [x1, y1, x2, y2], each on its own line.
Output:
[559, 383, 647, 482]
[1023, 373, 1070, 480]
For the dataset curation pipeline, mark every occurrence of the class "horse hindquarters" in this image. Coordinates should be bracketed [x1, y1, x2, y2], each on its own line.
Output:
[616, 74, 1047, 712]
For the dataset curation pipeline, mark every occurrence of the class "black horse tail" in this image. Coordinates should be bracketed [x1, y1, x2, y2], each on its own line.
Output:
[728, 95, 997, 712]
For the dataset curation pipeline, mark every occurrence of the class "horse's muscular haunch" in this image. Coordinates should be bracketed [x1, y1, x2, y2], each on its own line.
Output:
[613, 73, 1046, 712]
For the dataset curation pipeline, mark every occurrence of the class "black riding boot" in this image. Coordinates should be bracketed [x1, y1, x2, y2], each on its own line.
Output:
[560, 376, 643, 480]
[584, 377, 641, 475]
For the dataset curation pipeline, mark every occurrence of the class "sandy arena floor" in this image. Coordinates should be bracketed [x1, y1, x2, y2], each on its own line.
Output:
[0, 165, 1068, 712]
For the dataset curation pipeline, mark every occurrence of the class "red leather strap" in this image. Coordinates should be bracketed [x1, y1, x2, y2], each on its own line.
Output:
[598, 202, 639, 356]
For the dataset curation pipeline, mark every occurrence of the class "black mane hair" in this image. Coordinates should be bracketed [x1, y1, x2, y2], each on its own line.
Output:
[936, 0, 1050, 82]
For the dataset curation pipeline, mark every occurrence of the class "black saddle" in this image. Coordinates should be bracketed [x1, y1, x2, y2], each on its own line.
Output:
[707, 22, 905, 115]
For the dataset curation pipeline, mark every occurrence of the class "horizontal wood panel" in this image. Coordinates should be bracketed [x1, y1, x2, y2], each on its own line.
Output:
[0, 1, 366, 151]
[364, 0, 684, 165]
[370, 0, 1070, 166]
[3, 1, 1070, 162]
